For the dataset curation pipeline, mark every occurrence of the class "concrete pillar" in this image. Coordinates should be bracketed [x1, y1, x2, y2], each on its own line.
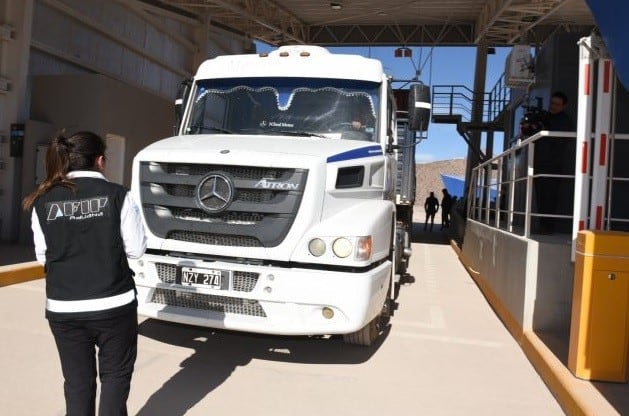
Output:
[486, 130, 494, 159]
[0, 0, 33, 241]
[465, 43, 489, 195]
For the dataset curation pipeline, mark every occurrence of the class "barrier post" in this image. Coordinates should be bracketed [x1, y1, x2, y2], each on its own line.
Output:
[590, 49, 614, 230]
[572, 36, 596, 260]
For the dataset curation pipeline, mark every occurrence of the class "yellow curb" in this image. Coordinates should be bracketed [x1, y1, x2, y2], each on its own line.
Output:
[0, 261, 45, 287]
[449, 239, 462, 257]
[451, 241, 618, 416]
[520, 332, 620, 416]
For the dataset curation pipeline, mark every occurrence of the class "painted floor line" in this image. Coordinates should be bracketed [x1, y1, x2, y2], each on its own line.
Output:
[392, 330, 504, 348]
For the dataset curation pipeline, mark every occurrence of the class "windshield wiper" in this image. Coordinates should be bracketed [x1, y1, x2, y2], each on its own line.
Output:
[188, 125, 233, 134]
[270, 130, 328, 139]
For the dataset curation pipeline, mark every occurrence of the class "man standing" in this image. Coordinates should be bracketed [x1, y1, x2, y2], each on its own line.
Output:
[424, 192, 440, 232]
[546, 91, 574, 132]
[535, 91, 575, 233]
[441, 188, 453, 230]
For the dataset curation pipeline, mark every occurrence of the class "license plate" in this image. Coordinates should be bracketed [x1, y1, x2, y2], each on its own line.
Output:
[178, 267, 231, 290]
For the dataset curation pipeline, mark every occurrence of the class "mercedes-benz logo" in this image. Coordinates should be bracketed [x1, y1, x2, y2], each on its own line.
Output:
[195, 172, 234, 214]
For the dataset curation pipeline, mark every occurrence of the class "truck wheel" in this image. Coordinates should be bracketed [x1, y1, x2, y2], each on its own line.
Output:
[343, 316, 380, 346]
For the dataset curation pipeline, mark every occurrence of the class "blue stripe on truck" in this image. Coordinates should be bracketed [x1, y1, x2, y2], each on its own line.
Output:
[327, 145, 383, 163]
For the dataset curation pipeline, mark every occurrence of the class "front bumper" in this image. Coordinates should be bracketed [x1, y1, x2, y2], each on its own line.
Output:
[131, 253, 391, 336]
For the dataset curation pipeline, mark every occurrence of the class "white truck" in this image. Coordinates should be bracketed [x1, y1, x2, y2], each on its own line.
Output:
[130, 45, 429, 346]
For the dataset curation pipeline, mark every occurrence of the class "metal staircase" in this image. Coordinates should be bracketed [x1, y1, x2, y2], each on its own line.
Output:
[431, 73, 510, 161]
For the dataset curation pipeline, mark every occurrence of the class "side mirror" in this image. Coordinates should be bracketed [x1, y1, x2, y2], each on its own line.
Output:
[408, 83, 431, 132]
[174, 79, 192, 135]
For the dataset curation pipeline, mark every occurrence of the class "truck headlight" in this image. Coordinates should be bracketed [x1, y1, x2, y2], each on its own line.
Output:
[355, 236, 372, 261]
[308, 238, 326, 257]
[332, 238, 353, 258]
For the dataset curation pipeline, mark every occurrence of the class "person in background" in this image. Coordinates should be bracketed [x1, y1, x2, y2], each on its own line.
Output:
[545, 91, 574, 132]
[536, 91, 575, 233]
[424, 191, 440, 232]
[22, 131, 146, 416]
[441, 188, 453, 230]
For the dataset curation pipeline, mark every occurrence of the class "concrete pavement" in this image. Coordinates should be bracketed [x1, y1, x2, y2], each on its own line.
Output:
[0, 237, 563, 415]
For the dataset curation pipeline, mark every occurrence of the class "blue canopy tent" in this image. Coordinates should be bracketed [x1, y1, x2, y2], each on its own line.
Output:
[440, 174, 498, 201]
[440, 174, 466, 199]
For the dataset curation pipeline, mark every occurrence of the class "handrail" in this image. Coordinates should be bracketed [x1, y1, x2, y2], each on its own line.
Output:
[432, 82, 510, 124]
[477, 131, 576, 169]
[433, 84, 475, 95]
[469, 130, 578, 238]
[487, 73, 510, 122]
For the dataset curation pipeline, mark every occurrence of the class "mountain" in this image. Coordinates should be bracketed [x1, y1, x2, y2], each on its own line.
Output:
[414, 158, 467, 213]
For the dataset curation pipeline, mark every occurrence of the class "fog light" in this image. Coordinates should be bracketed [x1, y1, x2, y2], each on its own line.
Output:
[332, 238, 352, 258]
[137, 260, 144, 267]
[138, 272, 145, 279]
[322, 307, 334, 319]
[264, 286, 272, 293]
[267, 274, 275, 281]
[308, 238, 326, 256]
[356, 236, 372, 261]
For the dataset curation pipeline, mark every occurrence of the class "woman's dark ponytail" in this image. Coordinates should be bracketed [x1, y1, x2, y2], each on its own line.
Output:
[48, 134, 72, 181]
[22, 131, 105, 210]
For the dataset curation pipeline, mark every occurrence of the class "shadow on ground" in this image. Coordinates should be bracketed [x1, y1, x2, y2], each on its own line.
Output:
[411, 222, 452, 245]
[136, 319, 391, 415]
[134, 219, 425, 415]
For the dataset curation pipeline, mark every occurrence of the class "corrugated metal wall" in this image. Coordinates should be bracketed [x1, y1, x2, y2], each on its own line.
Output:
[30, 0, 195, 99]
[0, 0, 253, 240]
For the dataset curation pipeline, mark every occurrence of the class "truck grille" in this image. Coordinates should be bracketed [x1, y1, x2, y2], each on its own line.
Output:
[163, 185, 277, 203]
[151, 288, 266, 317]
[166, 231, 262, 247]
[139, 162, 307, 248]
[154, 263, 259, 292]
[163, 164, 284, 179]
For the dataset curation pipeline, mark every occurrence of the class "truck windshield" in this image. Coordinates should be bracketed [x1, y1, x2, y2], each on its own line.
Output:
[184, 77, 380, 142]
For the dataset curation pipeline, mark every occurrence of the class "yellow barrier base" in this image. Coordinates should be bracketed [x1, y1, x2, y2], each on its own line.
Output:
[0, 261, 45, 287]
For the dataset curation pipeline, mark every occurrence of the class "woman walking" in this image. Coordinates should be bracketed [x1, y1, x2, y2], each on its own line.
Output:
[23, 131, 146, 416]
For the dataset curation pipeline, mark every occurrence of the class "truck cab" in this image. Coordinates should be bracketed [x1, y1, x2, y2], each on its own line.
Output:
[130, 45, 428, 345]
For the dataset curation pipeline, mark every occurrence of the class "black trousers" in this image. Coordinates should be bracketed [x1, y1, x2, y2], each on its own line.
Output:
[425, 211, 436, 230]
[49, 309, 138, 416]
[441, 208, 450, 228]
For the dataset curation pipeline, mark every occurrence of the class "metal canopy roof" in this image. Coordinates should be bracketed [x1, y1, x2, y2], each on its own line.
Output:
[156, 0, 594, 46]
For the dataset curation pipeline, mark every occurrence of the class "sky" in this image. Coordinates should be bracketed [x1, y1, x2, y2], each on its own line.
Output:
[257, 42, 512, 164]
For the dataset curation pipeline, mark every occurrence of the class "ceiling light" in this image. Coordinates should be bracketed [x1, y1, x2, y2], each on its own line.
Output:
[394, 47, 412, 58]
[330, 2, 343, 10]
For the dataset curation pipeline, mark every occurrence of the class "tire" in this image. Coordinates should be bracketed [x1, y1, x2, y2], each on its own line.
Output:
[343, 316, 380, 346]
